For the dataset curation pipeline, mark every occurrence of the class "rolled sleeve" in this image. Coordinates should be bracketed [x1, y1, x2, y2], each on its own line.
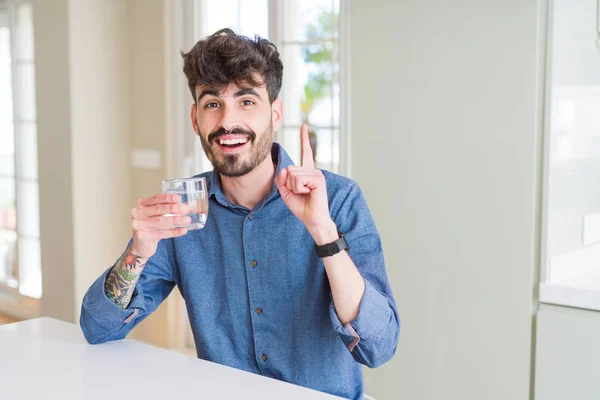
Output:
[329, 279, 399, 367]
[327, 180, 401, 368]
[79, 240, 175, 344]
[80, 267, 147, 343]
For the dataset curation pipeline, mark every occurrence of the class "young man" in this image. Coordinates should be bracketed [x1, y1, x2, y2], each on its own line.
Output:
[80, 28, 399, 400]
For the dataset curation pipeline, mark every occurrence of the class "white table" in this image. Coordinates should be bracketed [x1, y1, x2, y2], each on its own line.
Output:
[0, 317, 343, 399]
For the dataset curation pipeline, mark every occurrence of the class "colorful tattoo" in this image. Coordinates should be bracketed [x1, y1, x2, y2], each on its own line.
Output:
[104, 246, 146, 309]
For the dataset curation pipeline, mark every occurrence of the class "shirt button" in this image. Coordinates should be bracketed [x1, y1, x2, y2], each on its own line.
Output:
[255, 308, 263, 315]
[248, 214, 254, 220]
[261, 354, 268, 361]
[250, 260, 257, 267]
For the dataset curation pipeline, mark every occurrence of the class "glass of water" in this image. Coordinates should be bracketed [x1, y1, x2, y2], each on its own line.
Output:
[162, 177, 208, 230]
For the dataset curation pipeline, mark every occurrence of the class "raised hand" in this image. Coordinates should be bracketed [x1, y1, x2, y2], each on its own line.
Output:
[275, 125, 336, 243]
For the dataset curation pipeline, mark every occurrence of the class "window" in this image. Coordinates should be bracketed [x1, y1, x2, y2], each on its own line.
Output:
[278, 0, 341, 173]
[539, 0, 600, 311]
[186, 0, 348, 175]
[0, 0, 41, 305]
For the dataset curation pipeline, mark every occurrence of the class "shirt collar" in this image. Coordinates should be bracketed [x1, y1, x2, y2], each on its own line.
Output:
[206, 142, 295, 211]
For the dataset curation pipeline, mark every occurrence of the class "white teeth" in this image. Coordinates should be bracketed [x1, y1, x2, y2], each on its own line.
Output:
[219, 138, 249, 145]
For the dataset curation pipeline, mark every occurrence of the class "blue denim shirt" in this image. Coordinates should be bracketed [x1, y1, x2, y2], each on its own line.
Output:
[80, 143, 400, 400]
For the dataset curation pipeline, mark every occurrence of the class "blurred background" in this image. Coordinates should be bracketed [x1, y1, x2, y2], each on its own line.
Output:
[1, 0, 600, 399]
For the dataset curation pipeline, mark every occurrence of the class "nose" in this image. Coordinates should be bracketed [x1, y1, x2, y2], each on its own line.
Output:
[217, 103, 241, 133]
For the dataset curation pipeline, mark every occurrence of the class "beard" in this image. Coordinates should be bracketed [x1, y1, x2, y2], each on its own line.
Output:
[199, 121, 274, 178]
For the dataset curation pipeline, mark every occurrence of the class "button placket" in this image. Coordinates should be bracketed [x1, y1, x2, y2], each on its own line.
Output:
[243, 213, 268, 374]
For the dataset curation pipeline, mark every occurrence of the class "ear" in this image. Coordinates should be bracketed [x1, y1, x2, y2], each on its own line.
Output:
[190, 103, 200, 137]
[271, 98, 283, 132]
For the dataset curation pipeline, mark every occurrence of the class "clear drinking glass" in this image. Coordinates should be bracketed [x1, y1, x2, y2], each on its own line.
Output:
[162, 177, 209, 230]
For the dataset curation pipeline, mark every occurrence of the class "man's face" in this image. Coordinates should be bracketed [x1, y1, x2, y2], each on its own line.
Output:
[190, 82, 282, 177]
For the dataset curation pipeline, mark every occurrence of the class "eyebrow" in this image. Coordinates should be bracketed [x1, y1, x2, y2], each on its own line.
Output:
[197, 89, 220, 102]
[197, 87, 263, 103]
[234, 88, 262, 101]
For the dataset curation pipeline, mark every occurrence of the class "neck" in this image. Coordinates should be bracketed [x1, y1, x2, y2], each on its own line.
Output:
[220, 154, 277, 210]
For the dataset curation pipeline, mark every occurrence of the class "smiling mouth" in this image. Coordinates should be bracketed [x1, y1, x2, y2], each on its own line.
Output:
[218, 137, 248, 147]
[214, 135, 250, 151]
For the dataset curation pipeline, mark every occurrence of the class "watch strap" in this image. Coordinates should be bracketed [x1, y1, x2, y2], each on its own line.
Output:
[315, 232, 349, 258]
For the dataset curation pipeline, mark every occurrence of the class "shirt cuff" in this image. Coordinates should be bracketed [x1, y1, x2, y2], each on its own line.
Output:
[81, 266, 147, 330]
[329, 278, 393, 351]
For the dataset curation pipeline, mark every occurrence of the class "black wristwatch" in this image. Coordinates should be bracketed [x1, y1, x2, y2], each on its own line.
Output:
[315, 232, 349, 258]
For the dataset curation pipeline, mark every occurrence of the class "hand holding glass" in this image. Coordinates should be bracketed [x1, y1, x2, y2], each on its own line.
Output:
[162, 177, 209, 230]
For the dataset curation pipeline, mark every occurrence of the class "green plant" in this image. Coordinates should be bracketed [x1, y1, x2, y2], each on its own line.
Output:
[300, 10, 338, 122]
[1, 199, 16, 210]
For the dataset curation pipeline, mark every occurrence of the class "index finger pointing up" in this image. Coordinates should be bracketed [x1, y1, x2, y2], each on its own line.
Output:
[300, 124, 315, 169]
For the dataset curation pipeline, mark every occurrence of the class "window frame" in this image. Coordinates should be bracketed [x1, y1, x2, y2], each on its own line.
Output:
[0, 0, 41, 319]
[269, 0, 351, 175]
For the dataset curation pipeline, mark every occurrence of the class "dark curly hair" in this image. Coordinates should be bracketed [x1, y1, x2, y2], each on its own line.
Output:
[181, 28, 283, 104]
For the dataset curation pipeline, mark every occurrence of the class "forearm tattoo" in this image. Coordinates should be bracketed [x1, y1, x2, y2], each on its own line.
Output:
[104, 246, 147, 309]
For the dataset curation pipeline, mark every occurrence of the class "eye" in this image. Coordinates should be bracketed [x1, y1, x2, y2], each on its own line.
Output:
[205, 102, 220, 109]
[241, 99, 255, 106]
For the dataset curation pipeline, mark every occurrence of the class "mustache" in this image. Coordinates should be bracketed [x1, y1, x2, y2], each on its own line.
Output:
[208, 127, 256, 143]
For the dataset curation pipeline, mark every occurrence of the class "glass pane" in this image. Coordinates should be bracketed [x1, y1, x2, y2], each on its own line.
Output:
[15, 2, 34, 61]
[283, 0, 338, 42]
[203, 0, 239, 36]
[0, 178, 16, 231]
[17, 122, 37, 179]
[15, 62, 36, 121]
[17, 180, 39, 238]
[331, 40, 340, 126]
[0, 177, 18, 288]
[0, 24, 13, 120]
[282, 43, 334, 127]
[278, 127, 338, 173]
[0, 130, 14, 176]
[313, 128, 339, 173]
[0, 229, 18, 288]
[18, 236, 41, 298]
[0, 23, 15, 176]
[239, 0, 269, 39]
[201, 0, 268, 39]
[277, 127, 301, 166]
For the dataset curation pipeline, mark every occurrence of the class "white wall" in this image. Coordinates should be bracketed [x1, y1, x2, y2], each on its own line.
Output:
[68, 0, 133, 322]
[34, 0, 76, 322]
[350, 1, 541, 399]
[34, 0, 132, 323]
